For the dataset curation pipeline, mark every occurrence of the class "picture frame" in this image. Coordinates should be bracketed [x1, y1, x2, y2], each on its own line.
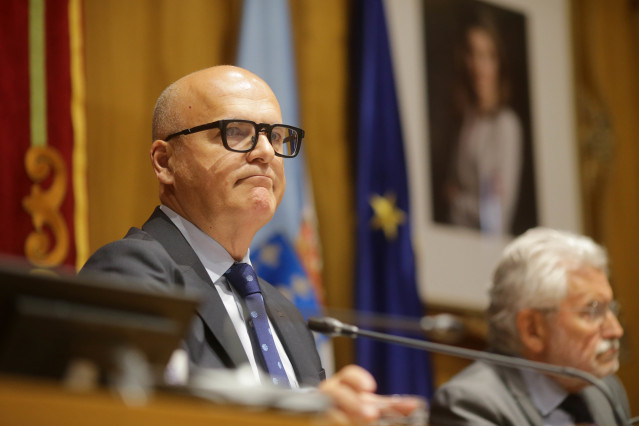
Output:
[385, 0, 581, 310]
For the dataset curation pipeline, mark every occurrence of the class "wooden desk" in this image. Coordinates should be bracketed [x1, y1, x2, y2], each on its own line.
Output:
[0, 375, 337, 425]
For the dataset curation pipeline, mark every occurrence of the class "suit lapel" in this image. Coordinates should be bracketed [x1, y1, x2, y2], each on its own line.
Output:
[500, 366, 545, 426]
[582, 385, 616, 425]
[142, 207, 249, 367]
[500, 364, 620, 425]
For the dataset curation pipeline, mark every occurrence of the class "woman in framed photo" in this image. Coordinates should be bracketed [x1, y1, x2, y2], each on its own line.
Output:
[444, 8, 523, 235]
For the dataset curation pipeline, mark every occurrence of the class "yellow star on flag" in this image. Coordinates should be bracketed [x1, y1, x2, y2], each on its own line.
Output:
[369, 192, 405, 240]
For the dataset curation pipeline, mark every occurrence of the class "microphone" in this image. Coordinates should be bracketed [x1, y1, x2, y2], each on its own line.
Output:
[308, 316, 628, 426]
[420, 313, 465, 342]
[321, 308, 466, 342]
[308, 316, 358, 336]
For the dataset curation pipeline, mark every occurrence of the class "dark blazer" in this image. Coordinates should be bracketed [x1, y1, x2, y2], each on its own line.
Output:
[429, 360, 630, 426]
[79, 207, 325, 387]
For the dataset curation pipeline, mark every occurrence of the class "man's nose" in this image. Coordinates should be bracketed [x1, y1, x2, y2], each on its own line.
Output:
[250, 132, 275, 160]
[601, 310, 624, 339]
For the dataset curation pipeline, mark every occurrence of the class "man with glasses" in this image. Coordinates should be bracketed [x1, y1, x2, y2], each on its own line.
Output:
[430, 227, 630, 425]
[80, 65, 405, 423]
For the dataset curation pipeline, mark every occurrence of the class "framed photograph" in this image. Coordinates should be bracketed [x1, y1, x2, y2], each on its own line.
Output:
[385, 0, 581, 309]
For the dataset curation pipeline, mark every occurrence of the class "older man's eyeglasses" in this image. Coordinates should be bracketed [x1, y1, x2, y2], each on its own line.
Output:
[164, 119, 304, 158]
[575, 300, 621, 324]
[540, 300, 620, 325]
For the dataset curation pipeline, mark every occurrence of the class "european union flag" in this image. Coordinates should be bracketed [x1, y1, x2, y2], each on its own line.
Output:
[353, 0, 433, 400]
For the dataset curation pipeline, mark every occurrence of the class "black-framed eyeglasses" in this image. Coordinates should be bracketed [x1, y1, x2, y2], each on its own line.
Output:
[164, 119, 304, 158]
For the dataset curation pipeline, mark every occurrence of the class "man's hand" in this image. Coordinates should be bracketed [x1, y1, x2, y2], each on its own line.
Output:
[318, 364, 425, 424]
[319, 364, 379, 424]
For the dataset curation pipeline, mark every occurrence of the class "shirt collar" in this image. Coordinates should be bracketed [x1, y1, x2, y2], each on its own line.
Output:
[521, 368, 569, 416]
[159, 205, 251, 282]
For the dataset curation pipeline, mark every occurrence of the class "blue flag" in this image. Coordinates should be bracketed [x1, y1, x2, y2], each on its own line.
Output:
[353, 0, 433, 399]
[236, 0, 333, 374]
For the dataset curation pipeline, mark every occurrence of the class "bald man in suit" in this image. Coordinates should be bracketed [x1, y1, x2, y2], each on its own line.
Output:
[81, 65, 414, 423]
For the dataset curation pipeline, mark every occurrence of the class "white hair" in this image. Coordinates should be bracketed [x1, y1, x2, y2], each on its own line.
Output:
[487, 227, 608, 355]
[151, 80, 183, 142]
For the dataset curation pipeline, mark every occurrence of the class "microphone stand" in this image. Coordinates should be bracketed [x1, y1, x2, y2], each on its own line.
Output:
[309, 317, 629, 426]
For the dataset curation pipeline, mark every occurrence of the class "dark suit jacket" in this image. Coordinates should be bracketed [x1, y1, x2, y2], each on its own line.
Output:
[429, 360, 630, 426]
[79, 207, 325, 387]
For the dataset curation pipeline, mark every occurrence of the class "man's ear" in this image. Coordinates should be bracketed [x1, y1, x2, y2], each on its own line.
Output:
[516, 308, 548, 355]
[150, 139, 174, 184]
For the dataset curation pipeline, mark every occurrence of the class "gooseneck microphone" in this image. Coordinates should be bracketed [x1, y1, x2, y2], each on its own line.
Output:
[322, 309, 466, 342]
[419, 313, 464, 335]
[308, 316, 629, 426]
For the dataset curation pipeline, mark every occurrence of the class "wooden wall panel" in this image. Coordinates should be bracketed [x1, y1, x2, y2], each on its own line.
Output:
[84, 0, 238, 252]
[572, 0, 639, 412]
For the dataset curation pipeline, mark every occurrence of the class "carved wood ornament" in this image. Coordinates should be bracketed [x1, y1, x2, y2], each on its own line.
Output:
[22, 146, 70, 267]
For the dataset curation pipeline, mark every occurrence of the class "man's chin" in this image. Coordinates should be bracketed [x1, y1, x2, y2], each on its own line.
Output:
[591, 359, 620, 378]
[248, 202, 277, 223]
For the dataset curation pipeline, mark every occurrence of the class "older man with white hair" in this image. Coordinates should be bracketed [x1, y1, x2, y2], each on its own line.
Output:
[430, 227, 630, 425]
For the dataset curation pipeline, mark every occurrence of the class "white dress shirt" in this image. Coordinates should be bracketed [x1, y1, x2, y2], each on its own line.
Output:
[521, 369, 577, 425]
[160, 205, 299, 387]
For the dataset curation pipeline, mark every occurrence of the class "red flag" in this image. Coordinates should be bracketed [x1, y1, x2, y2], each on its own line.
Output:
[0, 0, 87, 270]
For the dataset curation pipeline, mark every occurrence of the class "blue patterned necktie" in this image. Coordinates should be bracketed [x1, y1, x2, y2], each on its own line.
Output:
[225, 262, 290, 387]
